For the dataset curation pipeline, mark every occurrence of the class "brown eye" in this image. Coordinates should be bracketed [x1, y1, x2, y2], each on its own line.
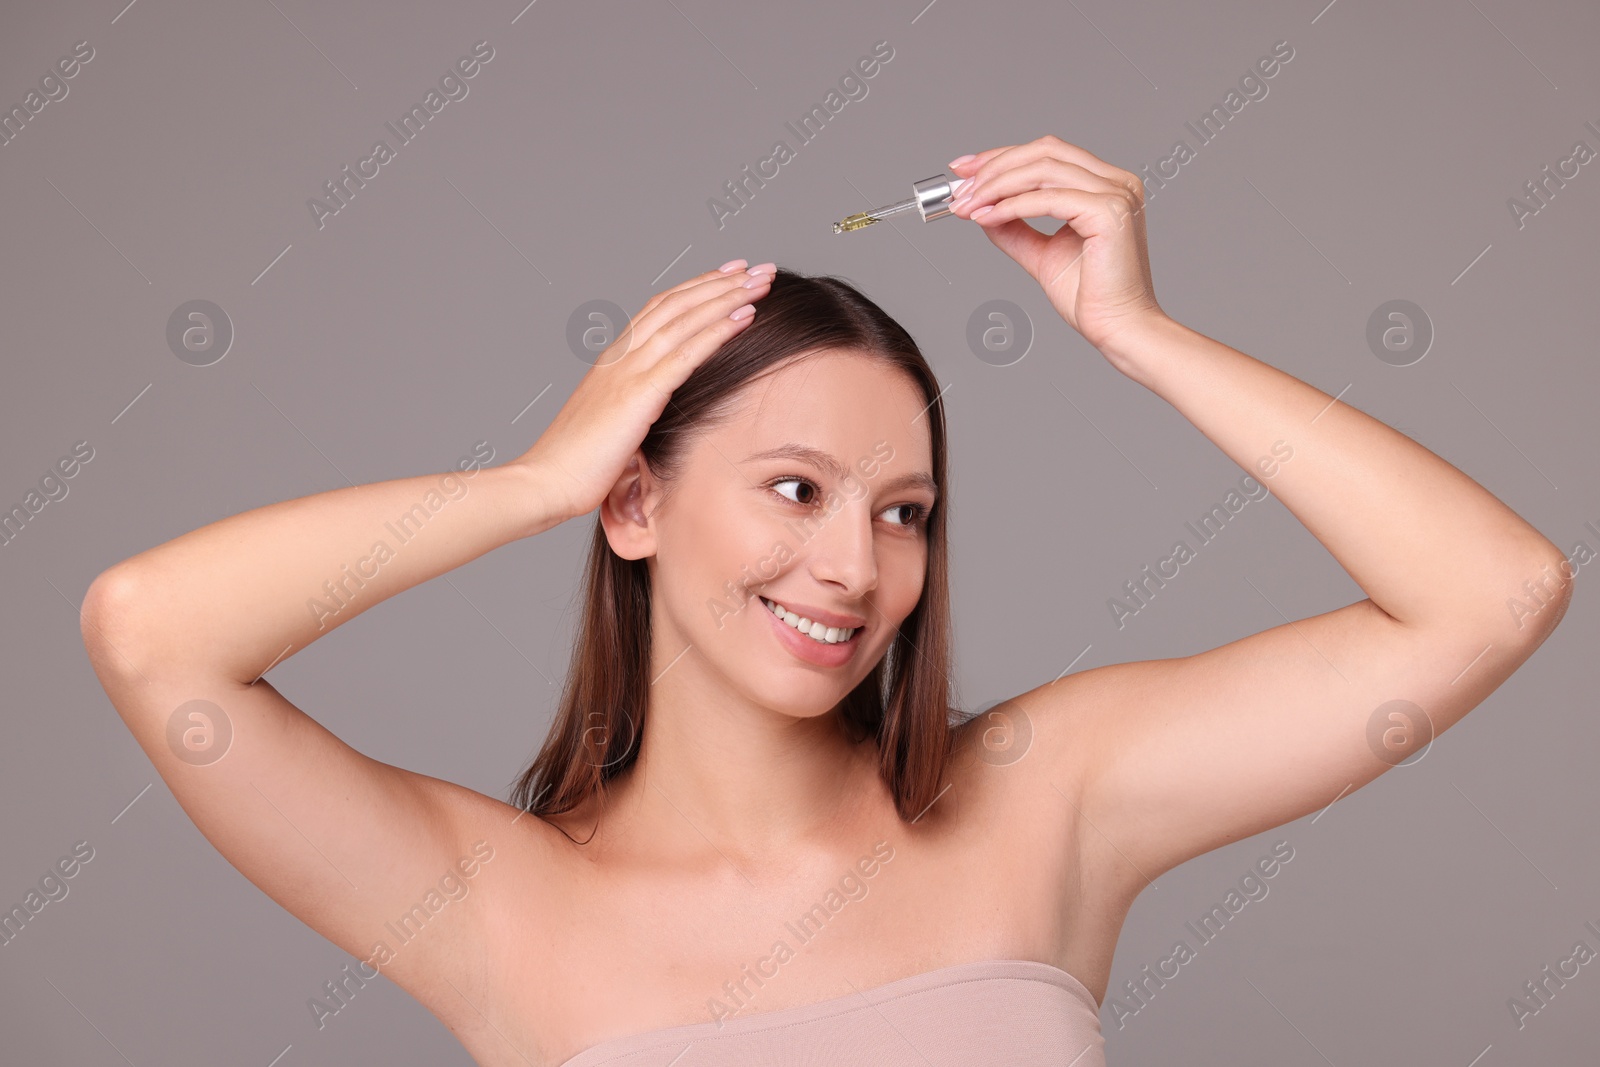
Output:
[770, 477, 818, 505]
[882, 503, 929, 527]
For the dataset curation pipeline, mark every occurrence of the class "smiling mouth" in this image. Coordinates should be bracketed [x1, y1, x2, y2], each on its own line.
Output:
[759, 597, 861, 645]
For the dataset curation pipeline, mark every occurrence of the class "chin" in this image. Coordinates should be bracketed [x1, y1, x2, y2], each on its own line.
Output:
[736, 671, 847, 720]
[725, 651, 860, 722]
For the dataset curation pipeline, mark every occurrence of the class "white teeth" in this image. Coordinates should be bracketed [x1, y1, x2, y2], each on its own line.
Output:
[761, 597, 857, 645]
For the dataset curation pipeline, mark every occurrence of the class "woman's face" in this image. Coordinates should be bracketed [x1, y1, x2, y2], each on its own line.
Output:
[634, 349, 938, 720]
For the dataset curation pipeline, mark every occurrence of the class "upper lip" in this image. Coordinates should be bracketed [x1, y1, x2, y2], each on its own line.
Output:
[760, 596, 867, 630]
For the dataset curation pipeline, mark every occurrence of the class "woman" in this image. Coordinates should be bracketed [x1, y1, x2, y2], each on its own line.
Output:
[79, 136, 1572, 1066]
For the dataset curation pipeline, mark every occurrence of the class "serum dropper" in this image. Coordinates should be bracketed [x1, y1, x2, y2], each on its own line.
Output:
[833, 173, 972, 233]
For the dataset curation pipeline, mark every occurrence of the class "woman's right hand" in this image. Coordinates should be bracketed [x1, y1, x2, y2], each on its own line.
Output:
[516, 259, 775, 521]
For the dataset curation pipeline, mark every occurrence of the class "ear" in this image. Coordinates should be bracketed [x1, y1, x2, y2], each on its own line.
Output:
[598, 451, 663, 560]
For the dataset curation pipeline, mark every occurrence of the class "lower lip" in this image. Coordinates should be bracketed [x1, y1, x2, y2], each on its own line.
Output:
[761, 601, 862, 667]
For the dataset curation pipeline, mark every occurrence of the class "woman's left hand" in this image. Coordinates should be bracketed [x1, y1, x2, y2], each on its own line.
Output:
[949, 135, 1168, 354]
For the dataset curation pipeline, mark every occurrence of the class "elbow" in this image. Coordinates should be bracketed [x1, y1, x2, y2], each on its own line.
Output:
[79, 565, 154, 672]
[1421, 551, 1575, 647]
[1501, 550, 1575, 645]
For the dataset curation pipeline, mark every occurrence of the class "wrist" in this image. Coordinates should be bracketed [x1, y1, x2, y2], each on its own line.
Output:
[496, 460, 577, 539]
[1096, 313, 1189, 385]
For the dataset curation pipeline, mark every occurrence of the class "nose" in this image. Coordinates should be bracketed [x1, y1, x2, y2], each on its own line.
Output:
[803, 493, 879, 597]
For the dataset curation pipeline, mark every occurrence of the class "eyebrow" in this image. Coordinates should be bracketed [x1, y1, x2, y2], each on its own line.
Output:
[741, 443, 938, 497]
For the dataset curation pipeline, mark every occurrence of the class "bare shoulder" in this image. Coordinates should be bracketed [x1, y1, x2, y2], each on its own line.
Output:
[942, 675, 1159, 990]
[380, 776, 587, 1055]
[941, 676, 1112, 867]
[950, 662, 1135, 804]
[418, 774, 569, 852]
[959, 660, 1166, 888]
[415, 774, 580, 904]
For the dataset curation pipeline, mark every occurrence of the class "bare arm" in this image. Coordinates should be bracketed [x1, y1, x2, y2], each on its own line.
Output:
[1028, 315, 1570, 885]
[942, 136, 1571, 889]
[1102, 316, 1568, 635]
[88, 460, 562, 684]
[80, 459, 571, 1000]
[79, 260, 773, 1022]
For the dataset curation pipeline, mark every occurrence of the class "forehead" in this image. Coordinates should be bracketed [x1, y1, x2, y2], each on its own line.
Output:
[715, 349, 934, 467]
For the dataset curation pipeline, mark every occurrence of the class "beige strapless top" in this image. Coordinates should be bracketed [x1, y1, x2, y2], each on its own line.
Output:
[557, 958, 1106, 1066]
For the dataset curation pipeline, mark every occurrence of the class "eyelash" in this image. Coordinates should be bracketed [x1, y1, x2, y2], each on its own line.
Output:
[765, 475, 930, 528]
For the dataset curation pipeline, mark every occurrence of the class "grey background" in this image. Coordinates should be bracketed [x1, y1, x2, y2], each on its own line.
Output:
[2, 0, 1596, 1063]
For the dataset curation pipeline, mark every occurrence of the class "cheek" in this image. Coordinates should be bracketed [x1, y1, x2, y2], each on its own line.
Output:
[877, 540, 929, 615]
[662, 499, 775, 612]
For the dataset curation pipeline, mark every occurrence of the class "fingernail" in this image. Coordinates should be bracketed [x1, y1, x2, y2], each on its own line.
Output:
[741, 272, 770, 288]
[747, 261, 776, 276]
[970, 205, 994, 219]
[948, 154, 976, 169]
[729, 303, 756, 320]
[718, 258, 748, 272]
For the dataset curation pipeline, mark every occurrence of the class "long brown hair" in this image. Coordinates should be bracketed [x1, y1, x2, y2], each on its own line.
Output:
[510, 267, 957, 825]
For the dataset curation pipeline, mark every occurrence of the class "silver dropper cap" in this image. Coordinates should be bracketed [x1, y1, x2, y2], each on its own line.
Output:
[834, 174, 971, 233]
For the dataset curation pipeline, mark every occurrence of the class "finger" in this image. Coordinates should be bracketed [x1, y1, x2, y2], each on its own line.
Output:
[952, 158, 1126, 218]
[631, 271, 772, 372]
[960, 135, 1139, 198]
[616, 269, 769, 362]
[1023, 135, 1140, 191]
[641, 278, 770, 391]
[965, 187, 1137, 239]
[949, 144, 1017, 176]
[635, 260, 754, 322]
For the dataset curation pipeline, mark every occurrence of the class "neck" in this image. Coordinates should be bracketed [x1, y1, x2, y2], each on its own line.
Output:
[606, 670, 880, 870]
